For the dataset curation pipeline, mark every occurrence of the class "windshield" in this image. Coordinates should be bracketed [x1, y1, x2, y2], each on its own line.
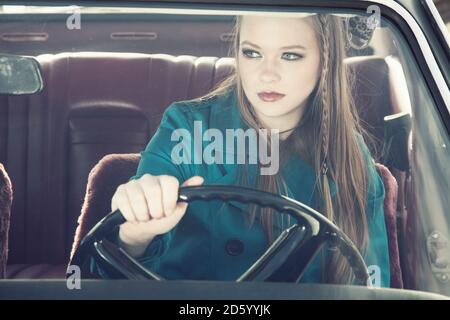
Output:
[0, 2, 449, 299]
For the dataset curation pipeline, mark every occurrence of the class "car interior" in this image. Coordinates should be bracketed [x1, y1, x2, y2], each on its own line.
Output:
[0, 9, 433, 294]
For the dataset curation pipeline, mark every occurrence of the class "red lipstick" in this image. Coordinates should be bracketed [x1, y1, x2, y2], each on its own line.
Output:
[257, 91, 285, 102]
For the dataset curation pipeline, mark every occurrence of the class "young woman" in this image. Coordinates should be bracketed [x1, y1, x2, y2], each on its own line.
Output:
[101, 14, 390, 286]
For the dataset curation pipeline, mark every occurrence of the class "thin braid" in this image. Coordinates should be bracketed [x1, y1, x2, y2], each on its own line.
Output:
[318, 15, 335, 231]
[317, 15, 340, 283]
[319, 14, 331, 169]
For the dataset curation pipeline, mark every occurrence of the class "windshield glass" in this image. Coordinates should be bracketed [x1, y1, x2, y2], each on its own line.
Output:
[0, 2, 449, 299]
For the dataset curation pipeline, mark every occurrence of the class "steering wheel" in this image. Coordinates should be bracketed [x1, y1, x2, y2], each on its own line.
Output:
[70, 185, 371, 285]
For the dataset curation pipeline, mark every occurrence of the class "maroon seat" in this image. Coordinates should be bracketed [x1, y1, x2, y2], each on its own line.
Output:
[375, 163, 403, 288]
[1, 53, 411, 279]
[71, 154, 403, 288]
[0, 163, 13, 279]
[70, 154, 141, 261]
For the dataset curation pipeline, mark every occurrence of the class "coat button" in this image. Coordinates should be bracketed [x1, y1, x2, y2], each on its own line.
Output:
[225, 239, 244, 256]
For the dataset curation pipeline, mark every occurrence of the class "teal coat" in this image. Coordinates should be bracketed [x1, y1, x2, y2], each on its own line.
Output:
[98, 89, 390, 287]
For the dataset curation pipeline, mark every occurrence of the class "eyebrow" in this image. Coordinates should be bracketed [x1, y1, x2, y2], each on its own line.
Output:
[240, 40, 306, 50]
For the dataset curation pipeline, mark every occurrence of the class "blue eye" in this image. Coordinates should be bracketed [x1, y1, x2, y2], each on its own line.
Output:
[242, 49, 261, 59]
[281, 52, 304, 61]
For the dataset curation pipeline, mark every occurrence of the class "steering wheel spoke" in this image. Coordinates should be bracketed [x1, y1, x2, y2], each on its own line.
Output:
[238, 224, 327, 282]
[95, 239, 162, 280]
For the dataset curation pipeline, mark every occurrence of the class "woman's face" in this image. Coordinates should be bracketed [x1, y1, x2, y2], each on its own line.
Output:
[238, 16, 321, 128]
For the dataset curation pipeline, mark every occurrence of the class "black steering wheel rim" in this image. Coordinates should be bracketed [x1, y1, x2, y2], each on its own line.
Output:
[70, 185, 371, 285]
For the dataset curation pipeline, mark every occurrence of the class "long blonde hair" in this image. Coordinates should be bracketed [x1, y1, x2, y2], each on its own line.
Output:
[192, 14, 371, 284]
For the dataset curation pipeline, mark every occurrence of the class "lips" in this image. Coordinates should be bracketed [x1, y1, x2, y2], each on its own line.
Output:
[257, 91, 285, 102]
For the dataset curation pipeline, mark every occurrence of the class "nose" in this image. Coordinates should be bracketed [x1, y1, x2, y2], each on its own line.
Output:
[259, 59, 281, 83]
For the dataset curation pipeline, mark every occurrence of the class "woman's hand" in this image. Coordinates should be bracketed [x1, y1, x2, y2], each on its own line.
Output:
[111, 174, 204, 258]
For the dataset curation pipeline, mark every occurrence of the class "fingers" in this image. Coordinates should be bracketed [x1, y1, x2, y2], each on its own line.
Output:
[111, 174, 205, 237]
[159, 175, 179, 218]
[181, 175, 204, 187]
[111, 184, 136, 223]
[172, 175, 204, 219]
[139, 174, 163, 220]
[111, 195, 119, 212]
[145, 200, 189, 235]
[125, 180, 151, 222]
